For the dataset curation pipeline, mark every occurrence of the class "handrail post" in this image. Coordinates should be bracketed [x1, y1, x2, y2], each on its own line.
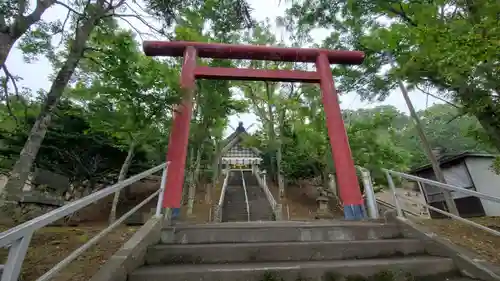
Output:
[1, 232, 33, 281]
[215, 169, 231, 222]
[240, 170, 251, 222]
[416, 181, 429, 215]
[254, 167, 280, 220]
[155, 166, 168, 217]
[385, 170, 403, 217]
[357, 167, 379, 219]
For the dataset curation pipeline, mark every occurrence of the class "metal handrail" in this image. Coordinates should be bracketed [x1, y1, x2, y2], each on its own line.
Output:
[214, 170, 231, 222]
[356, 166, 378, 219]
[218, 170, 231, 207]
[251, 167, 281, 220]
[384, 168, 500, 237]
[240, 170, 251, 222]
[0, 162, 170, 281]
[253, 169, 277, 209]
[375, 198, 421, 217]
[386, 169, 500, 204]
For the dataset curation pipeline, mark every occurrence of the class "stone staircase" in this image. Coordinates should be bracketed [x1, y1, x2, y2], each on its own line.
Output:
[243, 171, 274, 221]
[128, 221, 473, 281]
[221, 171, 248, 222]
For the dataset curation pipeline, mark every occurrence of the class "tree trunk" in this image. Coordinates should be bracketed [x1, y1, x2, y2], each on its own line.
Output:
[395, 74, 459, 216]
[2, 0, 109, 198]
[276, 107, 286, 198]
[109, 140, 135, 224]
[0, 0, 55, 67]
[207, 141, 220, 203]
[187, 143, 204, 215]
[471, 106, 500, 151]
[0, 33, 15, 68]
[265, 82, 277, 182]
[328, 173, 338, 198]
[183, 146, 195, 205]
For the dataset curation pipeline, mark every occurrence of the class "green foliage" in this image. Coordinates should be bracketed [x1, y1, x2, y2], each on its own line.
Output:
[70, 24, 181, 153]
[145, 0, 254, 33]
[17, 20, 60, 63]
[286, 0, 500, 150]
[399, 104, 495, 166]
[0, 99, 149, 185]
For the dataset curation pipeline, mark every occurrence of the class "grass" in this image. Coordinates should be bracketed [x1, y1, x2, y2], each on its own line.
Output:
[0, 224, 138, 281]
[417, 216, 500, 265]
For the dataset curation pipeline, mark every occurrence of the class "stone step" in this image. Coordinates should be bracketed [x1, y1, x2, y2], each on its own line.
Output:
[222, 205, 247, 209]
[146, 238, 425, 265]
[130, 257, 457, 281]
[160, 221, 402, 244]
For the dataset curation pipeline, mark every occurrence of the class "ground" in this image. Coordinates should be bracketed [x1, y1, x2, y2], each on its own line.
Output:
[0, 225, 138, 281]
[179, 182, 214, 223]
[268, 183, 344, 220]
[417, 216, 500, 265]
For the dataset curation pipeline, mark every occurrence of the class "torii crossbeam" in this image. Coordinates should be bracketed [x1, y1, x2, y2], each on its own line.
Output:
[143, 41, 366, 220]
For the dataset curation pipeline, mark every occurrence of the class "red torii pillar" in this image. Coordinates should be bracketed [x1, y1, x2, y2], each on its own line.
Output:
[143, 41, 366, 219]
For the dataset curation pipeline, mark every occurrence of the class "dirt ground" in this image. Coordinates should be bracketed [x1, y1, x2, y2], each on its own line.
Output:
[416, 216, 500, 265]
[268, 183, 344, 220]
[179, 189, 213, 223]
[179, 181, 220, 224]
[0, 225, 138, 281]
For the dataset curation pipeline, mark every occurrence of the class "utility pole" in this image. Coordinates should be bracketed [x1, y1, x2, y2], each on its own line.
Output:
[390, 60, 459, 216]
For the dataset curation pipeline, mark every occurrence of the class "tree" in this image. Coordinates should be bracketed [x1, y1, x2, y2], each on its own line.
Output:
[70, 25, 181, 223]
[2, 0, 256, 201]
[236, 20, 293, 195]
[0, 98, 146, 189]
[170, 2, 251, 212]
[398, 104, 495, 167]
[285, 0, 500, 151]
[2, 0, 127, 198]
[0, 0, 55, 67]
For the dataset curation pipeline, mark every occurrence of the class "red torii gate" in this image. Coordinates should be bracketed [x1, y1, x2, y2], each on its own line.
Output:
[143, 41, 366, 219]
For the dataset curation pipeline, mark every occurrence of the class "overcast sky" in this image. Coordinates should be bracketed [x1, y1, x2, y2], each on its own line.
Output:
[4, 0, 442, 137]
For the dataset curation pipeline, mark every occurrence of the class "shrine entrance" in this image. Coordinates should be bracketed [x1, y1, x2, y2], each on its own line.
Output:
[143, 41, 366, 219]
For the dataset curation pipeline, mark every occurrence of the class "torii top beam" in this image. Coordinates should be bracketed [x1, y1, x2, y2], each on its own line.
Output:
[143, 41, 365, 65]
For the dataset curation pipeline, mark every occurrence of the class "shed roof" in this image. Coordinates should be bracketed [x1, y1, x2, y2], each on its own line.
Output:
[410, 151, 496, 174]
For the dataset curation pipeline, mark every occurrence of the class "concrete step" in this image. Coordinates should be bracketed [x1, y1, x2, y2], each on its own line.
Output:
[224, 200, 247, 204]
[224, 203, 247, 206]
[222, 184, 249, 222]
[130, 257, 457, 281]
[249, 199, 274, 221]
[221, 210, 248, 222]
[146, 238, 425, 265]
[160, 221, 403, 244]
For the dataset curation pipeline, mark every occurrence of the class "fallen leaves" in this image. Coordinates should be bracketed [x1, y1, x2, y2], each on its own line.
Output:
[418, 216, 500, 265]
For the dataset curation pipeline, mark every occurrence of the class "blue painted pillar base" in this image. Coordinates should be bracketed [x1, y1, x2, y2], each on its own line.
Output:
[172, 207, 181, 219]
[343, 204, 366, 220]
